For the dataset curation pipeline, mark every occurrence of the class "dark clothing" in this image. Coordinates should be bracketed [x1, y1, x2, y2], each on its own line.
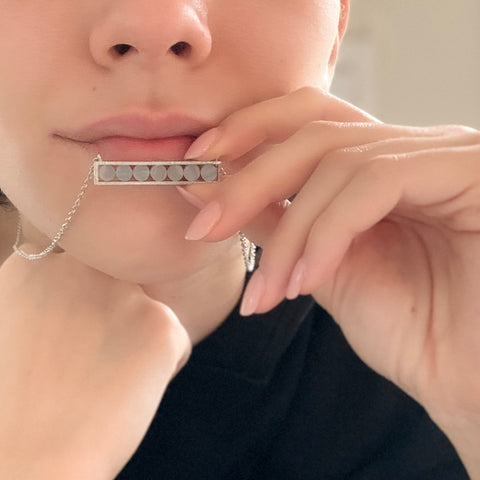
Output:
[116, 295, 469, 479]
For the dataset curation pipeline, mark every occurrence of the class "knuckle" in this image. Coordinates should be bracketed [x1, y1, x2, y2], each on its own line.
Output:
[446, 124, 478, 136]
[320, 149, 350, 170]
[321, 145, 364, 166]
[430, 124, 478, 137]
[298, 120, 320, 137]
[468, 130, 480, 144]
[221, 111, 245, 132]
[359, 155, 400, 182]
[294, 85, 327, 102]
[298, 119, 333, 138]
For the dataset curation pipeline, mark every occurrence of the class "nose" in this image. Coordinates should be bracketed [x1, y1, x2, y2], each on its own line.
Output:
[89, 1, 212, 69]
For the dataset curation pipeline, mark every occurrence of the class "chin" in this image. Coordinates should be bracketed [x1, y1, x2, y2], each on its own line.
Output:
[95, 243, 223, 285]
[62, 216, 237, 285]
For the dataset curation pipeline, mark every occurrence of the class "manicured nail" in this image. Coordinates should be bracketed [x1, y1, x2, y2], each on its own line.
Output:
[185, 201, 222, 240]
[286, 259, 306, 300]
[184, 128, 220, 159]
[176, 186, 207, 209]
[240, 270, 265, 316]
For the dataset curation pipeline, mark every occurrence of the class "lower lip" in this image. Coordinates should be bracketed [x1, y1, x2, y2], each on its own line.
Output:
[76, 136, 197, 162]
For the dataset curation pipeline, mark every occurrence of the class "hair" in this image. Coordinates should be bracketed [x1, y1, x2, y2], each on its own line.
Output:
[0, 188, 13, 210]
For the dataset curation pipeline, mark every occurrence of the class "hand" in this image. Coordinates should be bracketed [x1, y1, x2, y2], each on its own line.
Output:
[180, 86, 480, 427]
[0, 248, 191, 479]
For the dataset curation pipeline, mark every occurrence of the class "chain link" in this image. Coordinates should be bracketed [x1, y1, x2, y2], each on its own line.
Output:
[239, 232, 256, 273]
[13, 162, 95, 260]
[13, 158, 257, 270]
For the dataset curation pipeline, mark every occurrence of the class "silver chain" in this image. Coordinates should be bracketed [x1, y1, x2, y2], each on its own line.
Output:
[239, 232, 256, 272]
[222, 165, 257, 272]
[13, 159, 257, 270]
[13, 163, 95, 260]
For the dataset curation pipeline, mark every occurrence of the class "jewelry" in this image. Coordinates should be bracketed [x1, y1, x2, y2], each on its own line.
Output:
[93, 155, 221, 186]
[13, 161, 95, 261]
[13, 154, 256, 269]
[239, 232, 256, 273]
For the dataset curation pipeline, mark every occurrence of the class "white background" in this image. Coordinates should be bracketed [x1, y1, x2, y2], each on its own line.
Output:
[332, 0, 480, 128]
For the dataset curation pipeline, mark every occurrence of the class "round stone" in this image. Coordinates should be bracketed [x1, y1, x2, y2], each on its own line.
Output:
[98, 165, 115, 182]
[133, 165, 150, 182]
[99, 165, 116, 182]
[151, 165, 167, 182]
[183, 164, 201, 182]
[167, 165, 184, 182]
[116, 165, 133, 182]
[201, 164, 218, 182]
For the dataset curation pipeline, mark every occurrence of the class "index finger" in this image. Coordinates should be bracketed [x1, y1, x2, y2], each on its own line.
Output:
[184, 86, 380, 162]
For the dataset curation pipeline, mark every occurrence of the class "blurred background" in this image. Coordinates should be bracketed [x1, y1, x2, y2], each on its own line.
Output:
[331, 0, 480, 128]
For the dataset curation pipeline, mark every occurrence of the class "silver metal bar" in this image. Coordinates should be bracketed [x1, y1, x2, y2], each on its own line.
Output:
[93, 155, 221, 186]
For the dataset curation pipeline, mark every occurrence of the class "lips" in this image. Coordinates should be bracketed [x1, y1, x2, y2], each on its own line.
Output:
[54, 112, 214, 162]
[92, 135, 197, 162]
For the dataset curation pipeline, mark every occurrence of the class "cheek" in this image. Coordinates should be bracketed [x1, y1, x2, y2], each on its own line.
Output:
[0, 4, 93, 221]
[0, 0, 339, 279]
[54, 180, 242, 285]
[211, 0, 339, 91]
[0, 7, 65, 199]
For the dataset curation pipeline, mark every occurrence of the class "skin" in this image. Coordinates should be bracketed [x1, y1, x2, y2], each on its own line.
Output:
[2, 0, 480, 477]
[182, 92, 480, 475]
[0, 0, 343, 343]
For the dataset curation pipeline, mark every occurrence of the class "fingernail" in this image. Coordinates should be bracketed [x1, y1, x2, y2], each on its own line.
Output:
[286, 259, 306, 300]
[240, 270, 265, 316]
[176, 186, 207, 209]
[184, 128, 221, 159]
[185, 201, 222, 240]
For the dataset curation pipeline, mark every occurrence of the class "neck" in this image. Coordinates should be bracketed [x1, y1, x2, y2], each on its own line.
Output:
[140, 245, 247, 345]
[15, 214, 247, 345]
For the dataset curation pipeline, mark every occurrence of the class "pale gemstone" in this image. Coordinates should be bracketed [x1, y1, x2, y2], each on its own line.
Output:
[133, 165, 150, 182]
[116, 165, 133, 182]
[201, 164, 218, 182]
[99, 165, 116, 182]
[183, 164, 201, 182]
[167, 165, 184, 182]
[151, 165, 167, 182]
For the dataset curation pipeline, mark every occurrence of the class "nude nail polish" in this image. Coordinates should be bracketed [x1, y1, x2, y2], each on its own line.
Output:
[185, 201, 222, 240]
[184, 128, 220, 159]
[286, 259, 306, 300]
[176, 186, 207, 209]
[240, 270, 265, 316]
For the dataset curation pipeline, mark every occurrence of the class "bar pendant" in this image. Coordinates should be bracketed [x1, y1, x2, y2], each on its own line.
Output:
[93, 155, 221, 186]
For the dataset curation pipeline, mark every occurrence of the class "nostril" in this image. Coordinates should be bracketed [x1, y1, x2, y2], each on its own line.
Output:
[113, 44, 132, 56]
[170, 41, 191, 56]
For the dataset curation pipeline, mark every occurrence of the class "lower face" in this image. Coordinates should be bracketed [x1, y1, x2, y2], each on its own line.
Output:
[0, 0, 340, 283]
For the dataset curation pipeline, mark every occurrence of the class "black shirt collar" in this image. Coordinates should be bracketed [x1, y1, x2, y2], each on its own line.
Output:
[190, 294, 316, 384]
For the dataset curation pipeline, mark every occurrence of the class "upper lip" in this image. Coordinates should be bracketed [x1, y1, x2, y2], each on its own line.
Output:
[54, 111, 215, 143]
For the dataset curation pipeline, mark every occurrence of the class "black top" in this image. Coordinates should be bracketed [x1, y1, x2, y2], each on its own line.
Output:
[116, 295, 469, 479]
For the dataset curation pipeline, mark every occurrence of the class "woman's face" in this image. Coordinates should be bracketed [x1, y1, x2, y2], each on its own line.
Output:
[0, 0, 345, 282]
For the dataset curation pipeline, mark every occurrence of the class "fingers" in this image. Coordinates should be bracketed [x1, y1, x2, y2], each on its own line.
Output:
[299, 145, 480, 290]
[177, 89, 480, 318]
[184, 86, 381, 163]
[246, 141, 480, 314]
[182, 123, 465, 242]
